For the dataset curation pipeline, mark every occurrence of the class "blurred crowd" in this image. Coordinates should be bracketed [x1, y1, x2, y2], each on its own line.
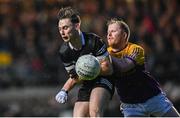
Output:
[0, 0, 180, 116]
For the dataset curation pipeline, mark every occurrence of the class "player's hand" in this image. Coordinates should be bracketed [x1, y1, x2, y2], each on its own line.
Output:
[55, 89, 68, 104]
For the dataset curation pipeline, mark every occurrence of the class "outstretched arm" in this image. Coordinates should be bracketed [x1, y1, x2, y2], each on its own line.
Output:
[55, 76, 81, 104]
[111, 56, 135, 73]
[61, 76, 81, 92]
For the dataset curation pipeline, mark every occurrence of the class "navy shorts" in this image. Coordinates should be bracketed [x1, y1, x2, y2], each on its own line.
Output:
[77, 76, 115, 101]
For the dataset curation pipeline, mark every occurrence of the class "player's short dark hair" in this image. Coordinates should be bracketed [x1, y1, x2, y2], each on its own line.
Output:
[107, 18, 130, 41]
[57, 7, 81, 24]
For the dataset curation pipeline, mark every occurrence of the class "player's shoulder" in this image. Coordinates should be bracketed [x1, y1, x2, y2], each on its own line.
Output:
[128, 42, 144, 51]
[59, 42, 69, 55]
[58, 42, 74, 62]
[83, 32, 101, 40]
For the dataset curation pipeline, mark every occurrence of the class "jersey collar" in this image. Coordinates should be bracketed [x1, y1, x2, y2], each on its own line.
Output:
[81, 32, 85, 46]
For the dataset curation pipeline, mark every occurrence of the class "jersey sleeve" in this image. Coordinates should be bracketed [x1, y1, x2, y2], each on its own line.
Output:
[93, 36, 109, 59]
[59, 48, 77, 78]
[126, 45, 145, 65]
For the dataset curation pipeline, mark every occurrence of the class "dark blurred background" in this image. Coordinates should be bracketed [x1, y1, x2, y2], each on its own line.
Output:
[0, 0, 180, 116]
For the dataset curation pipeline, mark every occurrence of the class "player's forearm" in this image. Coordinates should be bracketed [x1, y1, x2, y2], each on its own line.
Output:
[62, 77, 80, 92]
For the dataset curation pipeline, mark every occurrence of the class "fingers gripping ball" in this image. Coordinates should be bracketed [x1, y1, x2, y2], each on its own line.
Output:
[75, 54, 101, 80]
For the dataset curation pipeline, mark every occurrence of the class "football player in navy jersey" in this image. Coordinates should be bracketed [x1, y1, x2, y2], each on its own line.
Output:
[107, 18, 180, 117]
[55, 7, 114, 117]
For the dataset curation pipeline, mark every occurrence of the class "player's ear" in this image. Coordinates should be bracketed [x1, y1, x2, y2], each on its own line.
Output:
[123, 32, 127, 39]
[75, 23, 80, 30]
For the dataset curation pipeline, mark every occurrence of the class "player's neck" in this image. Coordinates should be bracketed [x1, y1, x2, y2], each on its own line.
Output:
[69, 31, 85, 51]
[69, 40, 81, 51]
[111, 43, 128, 53]
[69, 35, 83, 51]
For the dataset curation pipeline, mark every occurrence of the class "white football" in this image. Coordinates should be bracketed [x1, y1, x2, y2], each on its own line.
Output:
[75, 54, 101, 80]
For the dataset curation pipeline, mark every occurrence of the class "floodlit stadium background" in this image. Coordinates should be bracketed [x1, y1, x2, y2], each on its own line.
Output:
[0, 0, 179, 116]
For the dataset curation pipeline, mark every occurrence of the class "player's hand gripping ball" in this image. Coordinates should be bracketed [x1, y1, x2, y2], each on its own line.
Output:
[75, 54, 101, 80]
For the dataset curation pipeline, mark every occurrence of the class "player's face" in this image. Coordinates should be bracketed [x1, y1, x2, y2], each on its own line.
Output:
[58, 18, 78, 42]
[107, 23, 126, 49]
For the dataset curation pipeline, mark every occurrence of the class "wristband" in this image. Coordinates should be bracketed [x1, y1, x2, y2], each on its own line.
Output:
[61, 89, 68, 94]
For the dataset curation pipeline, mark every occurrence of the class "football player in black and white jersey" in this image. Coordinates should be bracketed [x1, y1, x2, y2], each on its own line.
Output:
[55, 7, 114, 117]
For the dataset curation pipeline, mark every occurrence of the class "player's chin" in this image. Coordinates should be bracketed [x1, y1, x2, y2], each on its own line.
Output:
[108, 41, 113, 46]
[63, 38, 70, 42]
[108, 38, 113, 43]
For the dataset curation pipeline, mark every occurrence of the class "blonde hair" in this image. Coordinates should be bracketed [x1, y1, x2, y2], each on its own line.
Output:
[107, 18, 130, 41]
